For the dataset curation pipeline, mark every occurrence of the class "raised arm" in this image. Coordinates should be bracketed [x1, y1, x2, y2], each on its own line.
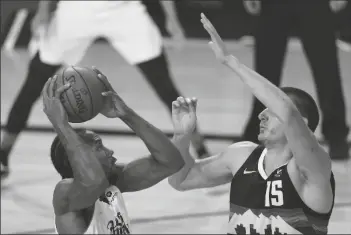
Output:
[160, 0, 186, 49]
[114, 108, 184, 192]
[94, 69, 184, 193]
[200, 13, 331, 183]
[167, 97, 256, 191]
[43, 77, 109, 215]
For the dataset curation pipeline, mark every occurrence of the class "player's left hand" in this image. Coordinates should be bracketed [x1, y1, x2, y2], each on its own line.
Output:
[330, 0, 348, 12]
[92, 67, 129, 118]
[200, 13, 231, 64]
[166, 20, 186, 51]
[172, 97, 197, 135]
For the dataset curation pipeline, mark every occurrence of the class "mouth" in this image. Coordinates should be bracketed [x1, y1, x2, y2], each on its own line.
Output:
[259, 125, 266, 133]
[109, 156, 117, 165]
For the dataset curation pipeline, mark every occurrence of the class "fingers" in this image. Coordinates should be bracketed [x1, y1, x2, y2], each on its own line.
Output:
[200, 13, 221, 43]
[91, 66, 103, 76]
[48, 75, 56, 98]
[173, 96, 197, 111]
[92, 66, 114, 91]
[101, 91, 115, 97]
[55, 82, 72, 98]
[44, 77, 53, 98]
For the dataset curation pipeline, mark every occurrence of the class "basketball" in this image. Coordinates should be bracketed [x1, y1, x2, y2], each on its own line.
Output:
[55, 66, 108, 123]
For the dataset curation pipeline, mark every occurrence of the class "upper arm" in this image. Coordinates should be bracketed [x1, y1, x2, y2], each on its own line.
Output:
[53, 178, 108, 215]
[175, 142, 256, 190]
[285, 108, 331, 182]
[114, 155, 179, 193]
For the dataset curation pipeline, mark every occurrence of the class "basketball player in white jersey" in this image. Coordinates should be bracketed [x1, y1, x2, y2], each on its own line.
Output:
[0, 0, 209, 179]
[43, 67, 185, 234]
[168, 14, 335, 234]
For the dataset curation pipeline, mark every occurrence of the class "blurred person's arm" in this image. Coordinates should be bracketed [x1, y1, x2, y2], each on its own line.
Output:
[32, 1, 58, 34]
[243, 0, 261, 15]
[160, 1, 186, 49]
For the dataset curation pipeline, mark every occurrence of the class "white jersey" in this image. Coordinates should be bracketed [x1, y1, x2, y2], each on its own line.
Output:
[55, 185, 131, 234]
[33, 0, 163, 65]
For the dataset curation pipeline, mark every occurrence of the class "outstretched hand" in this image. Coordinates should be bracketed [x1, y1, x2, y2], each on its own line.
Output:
[200, 13, 232, 64]
[172, 97, 198, 135]
[92, 67, 129, 118]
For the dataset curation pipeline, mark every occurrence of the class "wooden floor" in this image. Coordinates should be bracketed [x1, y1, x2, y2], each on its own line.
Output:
[1, 39, 351, 234]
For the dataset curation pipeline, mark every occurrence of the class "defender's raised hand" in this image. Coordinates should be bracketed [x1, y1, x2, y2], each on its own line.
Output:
[200, 13, 232, 64]
[172, 97, 198, 135]
[42, 75, 71, 124]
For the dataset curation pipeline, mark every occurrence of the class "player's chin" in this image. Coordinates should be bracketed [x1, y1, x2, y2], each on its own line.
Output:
[257, 133, 265, 142]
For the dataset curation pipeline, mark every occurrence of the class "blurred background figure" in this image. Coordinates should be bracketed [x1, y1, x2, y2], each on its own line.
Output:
[243, 0, 350, 160]
[0, 0, 210, 180]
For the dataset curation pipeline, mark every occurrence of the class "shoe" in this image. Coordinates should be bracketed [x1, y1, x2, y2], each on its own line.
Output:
[329, 140, 350, 161]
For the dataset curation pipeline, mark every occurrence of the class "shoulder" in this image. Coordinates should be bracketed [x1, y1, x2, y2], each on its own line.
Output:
[223, 141, 258, 173]
[52, 179, 73, 215]
[225, 141, 258, 158]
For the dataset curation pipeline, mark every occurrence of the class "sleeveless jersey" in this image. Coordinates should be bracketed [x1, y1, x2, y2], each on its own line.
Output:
[228, 146, 335, 235]
[55, 185, 131, 234]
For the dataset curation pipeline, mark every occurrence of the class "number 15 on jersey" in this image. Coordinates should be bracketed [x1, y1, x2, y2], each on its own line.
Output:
[265, 180, 284, 207]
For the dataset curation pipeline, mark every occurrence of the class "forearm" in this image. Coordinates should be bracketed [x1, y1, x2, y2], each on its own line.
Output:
[120, 108, 184, 170]
[37, 0, 58, 13]
[53, 122, 107, 186]
[168, 134, 195, 189]
[160, 1, 181, 23]
[224, 55, 296, 122]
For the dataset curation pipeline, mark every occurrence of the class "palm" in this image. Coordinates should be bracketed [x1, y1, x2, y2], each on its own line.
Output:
[200, 13, 229, 62]
[100, 94, 127, 118]
[172, 104, 196, 135]
[100, 96, 119, 118]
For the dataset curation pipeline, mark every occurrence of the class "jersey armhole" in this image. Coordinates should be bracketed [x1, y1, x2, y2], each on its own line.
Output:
[231, 145, 265, 179]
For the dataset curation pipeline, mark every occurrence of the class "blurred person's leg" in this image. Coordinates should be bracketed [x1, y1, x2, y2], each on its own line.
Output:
[105, 3, 210, 158]
[1, 53, 61, 178]
[242, 2, 290, 143]
[298, 1, 349, 160]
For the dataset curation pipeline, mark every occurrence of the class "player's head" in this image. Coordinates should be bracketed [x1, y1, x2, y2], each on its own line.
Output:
[50, 129, 116, 179]
[258, 87, 319, 144]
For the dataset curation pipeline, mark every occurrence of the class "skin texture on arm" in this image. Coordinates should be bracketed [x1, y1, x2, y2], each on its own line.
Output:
[94, 68, 184, 193]
[166, 97, 257, 191]
[169, 140, 257, 191]
[112, 107, 184, 193]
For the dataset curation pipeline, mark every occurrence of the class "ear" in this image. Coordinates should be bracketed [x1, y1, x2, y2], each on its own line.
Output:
[302, 117, 308, 126]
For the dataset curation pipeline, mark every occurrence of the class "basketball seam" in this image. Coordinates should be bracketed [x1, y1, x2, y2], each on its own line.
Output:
[63, 67, 84, 123]
[72, 66, 95, 119]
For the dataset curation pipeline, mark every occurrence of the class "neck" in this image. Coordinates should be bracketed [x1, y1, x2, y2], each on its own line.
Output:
[264, 142, 291, 170]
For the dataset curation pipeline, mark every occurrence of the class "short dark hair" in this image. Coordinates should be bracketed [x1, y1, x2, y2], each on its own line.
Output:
[281, 87, 319, 132]
[50, 129, 87, 179]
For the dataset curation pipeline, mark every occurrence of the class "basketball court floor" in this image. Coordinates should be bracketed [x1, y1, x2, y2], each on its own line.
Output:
[1, 39, 351, 234]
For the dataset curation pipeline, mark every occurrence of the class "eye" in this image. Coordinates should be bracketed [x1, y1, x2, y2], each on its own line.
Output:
[94, 139, 103, 149]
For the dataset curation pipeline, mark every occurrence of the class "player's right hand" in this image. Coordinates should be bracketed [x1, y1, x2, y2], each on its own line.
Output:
[91, 67, 129, 119]
[243, 0, 261, 15]
[172, 97, 197, 135]
[42, 75, 71, 124]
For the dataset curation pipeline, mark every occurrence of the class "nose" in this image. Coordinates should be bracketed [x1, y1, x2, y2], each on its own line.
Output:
[259, 109, 270, 123]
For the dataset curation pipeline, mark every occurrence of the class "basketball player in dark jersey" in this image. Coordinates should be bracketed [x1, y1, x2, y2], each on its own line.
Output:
[168, 14, 335, 234]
